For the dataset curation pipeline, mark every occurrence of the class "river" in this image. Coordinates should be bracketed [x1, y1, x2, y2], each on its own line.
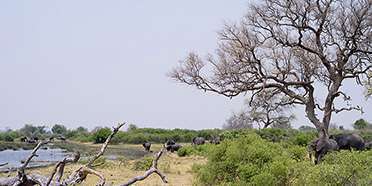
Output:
[0, 148, 68, 172]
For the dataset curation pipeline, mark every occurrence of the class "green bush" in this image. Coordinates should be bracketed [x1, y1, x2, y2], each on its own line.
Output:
[289, 131, 317, 147]
[132, 156, 153, 171]
[194, 133, 372, 186]
[177, 144, 214, 157]
[177, 146, 195, 157]
[292, 151, 372, 185]
[92, 128, 111, 143]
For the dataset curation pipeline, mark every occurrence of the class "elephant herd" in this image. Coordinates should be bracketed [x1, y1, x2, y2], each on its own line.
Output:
[308, 133, 372, 164]
[141, 136, 221, 153]
[142, 133, 371, 165]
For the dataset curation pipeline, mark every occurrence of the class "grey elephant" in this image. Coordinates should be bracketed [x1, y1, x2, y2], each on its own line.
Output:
[308, 137, 339, 164]
[142, 142, 152, 152]
[329, 133, 365, 150]
[192, 137, 205, 145]
[365, 141, 372, 150]
[209, 136, 221, 145]
[166, 143, 182, 152]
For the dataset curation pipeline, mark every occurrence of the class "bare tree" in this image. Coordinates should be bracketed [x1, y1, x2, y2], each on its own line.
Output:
[170, 0, 371, 140]
[223, 111, 253, 129]
[246, 90, 295, 129]
[224, 90, 295, 129]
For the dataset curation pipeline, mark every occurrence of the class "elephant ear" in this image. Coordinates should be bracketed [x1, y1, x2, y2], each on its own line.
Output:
[316, 138, 328, 152]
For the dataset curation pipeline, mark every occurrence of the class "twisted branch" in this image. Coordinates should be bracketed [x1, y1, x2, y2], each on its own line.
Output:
[121, 147, 168, 186]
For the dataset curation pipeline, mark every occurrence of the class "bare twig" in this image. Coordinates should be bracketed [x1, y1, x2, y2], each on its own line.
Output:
[62, 123, 125, 186]
[87, 123, 125, 167]
[46, 152, 80, 185]
[0, 123, 125, 186]
[121, 147, 168, 186]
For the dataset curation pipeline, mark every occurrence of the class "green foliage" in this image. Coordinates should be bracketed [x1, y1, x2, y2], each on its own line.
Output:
[0, 130, 20, 142]
[177, 144, 214, 157]
[92, 127, 112, 143]
[51, 124, 67, 135]
[19, 124, 47, 138]
[353, 119, 369, 130]
[288, 131, 317, 147]
[292, 151, 372, 185]
[360, 130, 372, 142]
[298, 125, 317, 132]
[194, 133, 372, 186]
[132, 156, 153, 171]
[177, 146, 194, 157]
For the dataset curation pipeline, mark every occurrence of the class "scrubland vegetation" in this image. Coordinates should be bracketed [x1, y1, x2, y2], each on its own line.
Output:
[0, 122, 371, 185]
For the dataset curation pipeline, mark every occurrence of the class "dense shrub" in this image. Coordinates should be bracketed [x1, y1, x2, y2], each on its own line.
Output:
[288, 131, 317, 146]
[92, 128, 112, 143]
[0, 131, 19, 142]
[132, 156, 153, 171]
[291, 151, 372, 185]
[177, 144, 214, 157]
[360, 130, 372, 142]
[193, 133, 372, 186]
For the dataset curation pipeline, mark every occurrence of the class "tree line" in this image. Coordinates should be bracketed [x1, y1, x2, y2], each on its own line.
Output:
[1, 119, 371, 144]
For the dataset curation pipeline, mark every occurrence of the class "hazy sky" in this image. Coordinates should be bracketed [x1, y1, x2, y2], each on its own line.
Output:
[0, 0, 370, 130]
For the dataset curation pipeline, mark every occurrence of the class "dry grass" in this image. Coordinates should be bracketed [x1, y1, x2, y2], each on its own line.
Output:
[0, 143, 206, 186]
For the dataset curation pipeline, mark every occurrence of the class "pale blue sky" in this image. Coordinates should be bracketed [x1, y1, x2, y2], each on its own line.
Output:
[0, 0, 370, 130]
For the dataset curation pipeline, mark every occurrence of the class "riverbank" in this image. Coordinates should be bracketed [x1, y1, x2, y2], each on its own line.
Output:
[0, 143, 206, 186]
[0, 141, 36, 151]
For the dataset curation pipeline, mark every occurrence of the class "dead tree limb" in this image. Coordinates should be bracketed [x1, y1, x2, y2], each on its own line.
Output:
[0, 140, 51, 186]
[0, 122, 125, 186]
[121, 147, 168, 186]
[46, 152, 80, 185]
[62, 123, 125, 186]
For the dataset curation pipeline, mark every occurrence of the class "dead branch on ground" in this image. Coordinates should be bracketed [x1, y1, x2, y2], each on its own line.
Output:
[0, 122, 125, 186]
[121, 147, 168, 186]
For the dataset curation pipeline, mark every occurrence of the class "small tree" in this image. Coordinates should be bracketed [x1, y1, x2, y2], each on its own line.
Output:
[353, 119, 369, 130]
[92, 127, 112, 143]
[245, 90, 295, 129]
[19, 124, 47, 138]
[223, 111, 253, 130]
[51, 124, 67, 135]
[299, 125, 317, 132]
[270, 117, 292, 129]
[128, 124, 138, 131]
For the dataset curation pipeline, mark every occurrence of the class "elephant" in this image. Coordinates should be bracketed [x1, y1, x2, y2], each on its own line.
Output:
[364, 141, 372, 150]
[209, 136, 221, 145]
[142, 142, 152, 152]
[329, 133, 365, 150]
[166, 139, 176, 146]
[166, 143, 182, 152]
[308, 137, 339, 164]
[192, 137, 205, 145]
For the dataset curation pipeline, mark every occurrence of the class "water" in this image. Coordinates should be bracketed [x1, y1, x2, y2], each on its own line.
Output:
[0, 148, 69, 172]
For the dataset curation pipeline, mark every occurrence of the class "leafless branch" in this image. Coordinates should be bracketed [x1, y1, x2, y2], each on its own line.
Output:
[121, 147, 168, 186]
[0, 123, 126, 186]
